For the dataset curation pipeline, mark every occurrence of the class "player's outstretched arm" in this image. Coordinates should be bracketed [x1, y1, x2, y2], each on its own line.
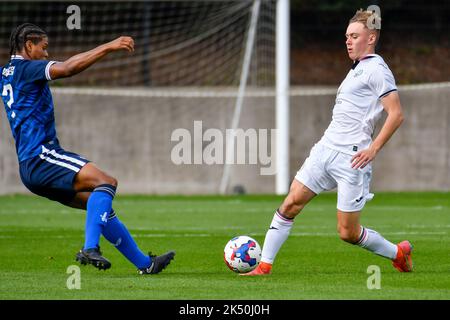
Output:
[49, 36, 134, 80]
[351, 91, 404, 169]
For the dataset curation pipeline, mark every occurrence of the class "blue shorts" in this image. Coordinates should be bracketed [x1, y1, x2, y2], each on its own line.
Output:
[19, 143, 90, 205]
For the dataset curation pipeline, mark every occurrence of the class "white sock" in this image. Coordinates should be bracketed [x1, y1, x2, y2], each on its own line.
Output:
[260, 210, 294, 264]
[355, 226, 398, 260]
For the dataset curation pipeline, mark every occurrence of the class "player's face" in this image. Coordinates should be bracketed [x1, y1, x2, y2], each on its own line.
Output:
[27, 37, 49, 60]
[345, 22, 374, 61]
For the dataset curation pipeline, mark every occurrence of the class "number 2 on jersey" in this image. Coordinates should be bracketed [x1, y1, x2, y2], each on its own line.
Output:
[2, 84, 15, 118]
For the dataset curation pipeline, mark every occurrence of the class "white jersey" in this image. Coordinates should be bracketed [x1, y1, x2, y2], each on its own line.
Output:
[319, 54, 397, 155]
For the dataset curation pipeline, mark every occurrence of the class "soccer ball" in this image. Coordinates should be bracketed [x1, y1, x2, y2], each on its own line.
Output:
[223, 235, 262, 273]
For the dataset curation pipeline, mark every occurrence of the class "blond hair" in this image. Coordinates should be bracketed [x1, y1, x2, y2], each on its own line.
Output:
[349, 9, 381, 43]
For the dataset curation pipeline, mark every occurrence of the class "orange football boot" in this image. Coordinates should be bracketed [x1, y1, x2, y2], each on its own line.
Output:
[240, 262, 272, 276]
[392, 240, 413, 272]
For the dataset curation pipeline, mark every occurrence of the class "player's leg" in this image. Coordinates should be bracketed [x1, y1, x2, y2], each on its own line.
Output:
[73, 162, 118, 252]
[338, 210, 399, 254]
[242, 180, 316, 276]
[336, 210, 412, 271]
[334, 158, 413, 272]
[69, 162, 116, 269]
[68, 185, 175, 274]
[101, 209, 175, 274]
[336, 210, 361, 243]
[65, 191, 90, 209]
[242, 144, 333, 276]
[19, 147, 111, 269]
[107, 214, 175, 275]
[262, 180, 316, 263]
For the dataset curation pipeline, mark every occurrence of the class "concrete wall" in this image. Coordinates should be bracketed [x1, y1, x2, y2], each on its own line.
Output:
[1, 84, 449, 195]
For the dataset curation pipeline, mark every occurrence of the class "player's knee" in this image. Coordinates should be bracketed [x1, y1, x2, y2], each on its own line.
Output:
[96, 175, 118, 188]
[109, 177, 118, 188]
[108, 176, 118, 188]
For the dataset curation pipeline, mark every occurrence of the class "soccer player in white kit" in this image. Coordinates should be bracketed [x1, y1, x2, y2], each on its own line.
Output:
[244, 9, 413, 275]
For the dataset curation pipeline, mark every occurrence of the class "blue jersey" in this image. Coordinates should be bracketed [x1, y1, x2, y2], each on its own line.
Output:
[1, 55, 57, 162]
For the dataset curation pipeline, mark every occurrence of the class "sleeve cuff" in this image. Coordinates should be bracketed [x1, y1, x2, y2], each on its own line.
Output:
[45, 61, 57, 81]
[378, 88, 397, 99]
[379, 88, 397, 99]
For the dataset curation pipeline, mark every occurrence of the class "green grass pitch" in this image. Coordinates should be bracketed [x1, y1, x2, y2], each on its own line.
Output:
[0, 192, 449, 300]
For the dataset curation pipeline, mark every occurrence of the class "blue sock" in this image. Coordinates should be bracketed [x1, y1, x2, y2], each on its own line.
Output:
[84, 184, 116, 250]
[102, 210, 151, 269]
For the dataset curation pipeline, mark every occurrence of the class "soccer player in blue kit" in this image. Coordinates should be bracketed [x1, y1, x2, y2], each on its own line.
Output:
[1, 23, 175, 274]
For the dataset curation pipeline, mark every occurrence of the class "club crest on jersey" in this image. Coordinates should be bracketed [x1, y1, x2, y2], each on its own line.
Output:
[353, 69, 363, 77]
[2, 66, 15, 77]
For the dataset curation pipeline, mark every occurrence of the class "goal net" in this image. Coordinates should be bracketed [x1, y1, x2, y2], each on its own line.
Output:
[0, 1, 276, 87]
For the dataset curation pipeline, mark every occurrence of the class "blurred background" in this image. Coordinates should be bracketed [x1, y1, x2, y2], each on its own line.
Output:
[0, 0, 449, 194]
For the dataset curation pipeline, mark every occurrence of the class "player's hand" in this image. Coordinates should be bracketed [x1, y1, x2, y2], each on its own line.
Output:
[351, 147, 377, 169]
[108, 36, 134, 52]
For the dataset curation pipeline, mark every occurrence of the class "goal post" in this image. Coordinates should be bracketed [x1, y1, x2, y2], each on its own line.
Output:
[276, 0, 290, 195]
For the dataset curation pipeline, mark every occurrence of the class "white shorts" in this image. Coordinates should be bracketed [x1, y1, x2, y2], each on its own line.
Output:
[295, 143, 374, 212]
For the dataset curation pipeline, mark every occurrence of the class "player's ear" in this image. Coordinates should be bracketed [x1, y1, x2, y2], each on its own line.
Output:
[24, 40, 34, 54]
[368, 32, 377, 45]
